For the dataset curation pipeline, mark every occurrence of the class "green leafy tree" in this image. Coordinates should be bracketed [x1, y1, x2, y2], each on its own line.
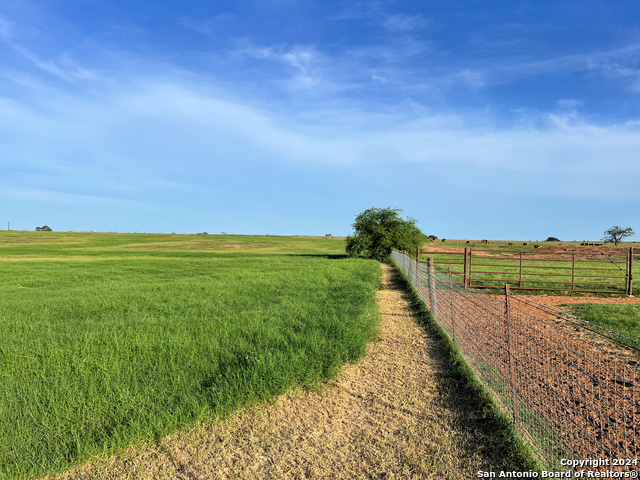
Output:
[602, 226, 635, 246]
[546, 236, 560, 242]
[345, 207, 425, 262]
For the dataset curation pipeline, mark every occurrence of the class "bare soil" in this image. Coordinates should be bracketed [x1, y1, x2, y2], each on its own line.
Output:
[46, 264, 515, 480]
[519, 295, 640, 307]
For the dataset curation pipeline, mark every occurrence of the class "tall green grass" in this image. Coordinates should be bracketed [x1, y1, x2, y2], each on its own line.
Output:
[0, 233, 380, 479]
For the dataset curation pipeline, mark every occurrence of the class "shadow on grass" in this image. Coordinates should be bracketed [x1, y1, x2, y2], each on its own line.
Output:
[387, 262, 541, 473]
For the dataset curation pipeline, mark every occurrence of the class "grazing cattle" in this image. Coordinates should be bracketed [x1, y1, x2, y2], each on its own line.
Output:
[534, 245, 541, 249]
[466, 241, 470, 244]
[486, 240, 491, 245]
[508, 242, 514, 247]
[523, 242, 529, 247]
[442, 239, 446, 243]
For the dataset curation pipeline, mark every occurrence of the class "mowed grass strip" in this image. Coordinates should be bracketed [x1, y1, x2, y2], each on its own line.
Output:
[0, 245, 381, 479]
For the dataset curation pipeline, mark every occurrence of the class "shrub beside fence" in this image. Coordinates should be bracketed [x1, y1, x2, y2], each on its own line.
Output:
[392, 250, 640, 472]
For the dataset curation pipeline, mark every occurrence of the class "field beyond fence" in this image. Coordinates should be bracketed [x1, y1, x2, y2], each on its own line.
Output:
[392, 250, 639, 472]
[418, 246, 635, 295]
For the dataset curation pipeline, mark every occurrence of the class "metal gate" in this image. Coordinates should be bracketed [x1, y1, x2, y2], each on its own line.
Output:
[416, 246, 634, 295]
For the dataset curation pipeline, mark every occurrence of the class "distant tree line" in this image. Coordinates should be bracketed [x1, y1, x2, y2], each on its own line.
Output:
[35, 225, 52, 231]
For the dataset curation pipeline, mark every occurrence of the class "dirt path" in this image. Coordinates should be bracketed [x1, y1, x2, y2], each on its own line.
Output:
[49, 264, 513, 480]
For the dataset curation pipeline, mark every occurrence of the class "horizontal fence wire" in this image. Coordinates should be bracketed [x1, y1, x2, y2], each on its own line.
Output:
[391, 250, 639, 472]
[423, 248, 632, 294]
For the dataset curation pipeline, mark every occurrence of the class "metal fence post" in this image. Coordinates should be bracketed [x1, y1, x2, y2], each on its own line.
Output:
[463, 247, 468, 290]
[416, 247, 420, 293]
[505, 284, 519, 428]
[519, 252, 523, 288]
[449, 267, 456, 343]
[428, 257, 437, 319]
[628, 247, 634, 295]
[423, 253, 430, 307]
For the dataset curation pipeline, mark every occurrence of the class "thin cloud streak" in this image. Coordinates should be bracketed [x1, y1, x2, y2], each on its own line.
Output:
[0, 186, 160, 209]
[382, 13, 429, 32]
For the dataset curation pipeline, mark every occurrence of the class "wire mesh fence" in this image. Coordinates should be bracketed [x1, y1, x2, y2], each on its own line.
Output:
[392, 250, 640, 472]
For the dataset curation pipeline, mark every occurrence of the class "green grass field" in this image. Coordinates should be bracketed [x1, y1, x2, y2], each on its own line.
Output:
[564, 303, 640, 348]
[0, 232, 381, 479]
[418, 240, 638, 296]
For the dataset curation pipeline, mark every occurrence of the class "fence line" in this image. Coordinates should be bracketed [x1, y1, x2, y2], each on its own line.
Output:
[416, 247, 634, 295]
[392, 250, 640, 472]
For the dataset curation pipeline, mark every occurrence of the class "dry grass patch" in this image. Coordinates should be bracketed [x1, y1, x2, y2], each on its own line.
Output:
[47, 264, 524, 480]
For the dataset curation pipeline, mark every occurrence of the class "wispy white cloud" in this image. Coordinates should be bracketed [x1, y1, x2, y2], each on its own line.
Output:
[235, 43, 324, 88]
[178, 14, 234, 36]
[3, 69, 639, 208]
[329, 1, 382, 22]
[0, 186, 160, 209]
[345, 35, 429, 63]
[0, 16, 97, 82]
[592, 61, 640, 93]
[473, 44, 640, 90]
[223, 19, 633, 101]
[388, 43, 640, 95]
[556, 99, 584, 110]
[0, 14, 12, 40]
[382, 13, 429, 32]
[331, 1, 425, 29]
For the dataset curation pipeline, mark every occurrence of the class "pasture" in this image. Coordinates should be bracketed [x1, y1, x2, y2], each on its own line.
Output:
[565, 303, 640, 348]
[0, 232, 380, 479]
[417, 240, 638, 296]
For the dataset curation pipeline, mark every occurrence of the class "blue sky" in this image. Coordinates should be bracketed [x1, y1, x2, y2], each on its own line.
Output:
[1, 0, 639, 240]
